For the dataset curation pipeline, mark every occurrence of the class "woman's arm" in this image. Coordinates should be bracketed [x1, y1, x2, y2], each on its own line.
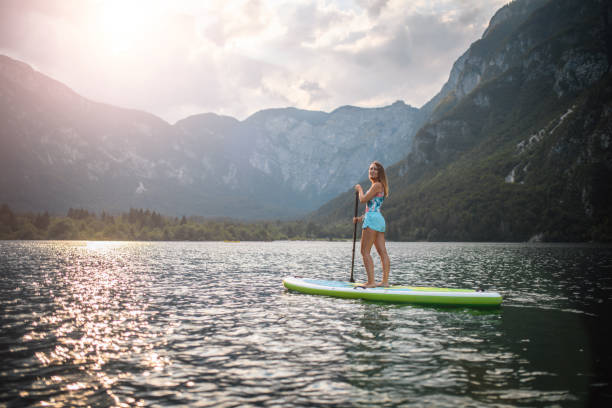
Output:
[355, 182, 383, 203]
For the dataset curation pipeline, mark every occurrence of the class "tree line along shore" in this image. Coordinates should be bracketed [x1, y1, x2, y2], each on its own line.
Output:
[2, 204, 610, 243]
[0, 205, 351, 242]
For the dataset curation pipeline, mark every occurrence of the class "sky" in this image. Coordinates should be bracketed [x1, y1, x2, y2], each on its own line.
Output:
[0, 0, 509, 123]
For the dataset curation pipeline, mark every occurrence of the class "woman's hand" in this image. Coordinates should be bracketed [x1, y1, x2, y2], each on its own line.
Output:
[354, 184, 363, 193]
[353, 216, 363, 224]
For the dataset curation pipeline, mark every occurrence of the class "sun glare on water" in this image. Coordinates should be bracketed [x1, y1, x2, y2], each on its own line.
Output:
[84, 241, 135, 252]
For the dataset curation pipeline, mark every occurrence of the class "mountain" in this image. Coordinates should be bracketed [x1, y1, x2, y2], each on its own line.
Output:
[3, 0, 610, 241]
[240, 101, 423, 202]
[314, 0, 612, 242]
[0, 55, 424, 219]
[0, 56, 186, 215]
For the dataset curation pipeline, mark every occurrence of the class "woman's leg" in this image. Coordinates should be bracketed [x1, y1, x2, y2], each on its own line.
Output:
[360, 227, 377, 287]
[373, 231, 390, 286]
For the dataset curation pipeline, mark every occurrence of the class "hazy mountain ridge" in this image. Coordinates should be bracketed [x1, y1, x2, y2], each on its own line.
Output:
[0, 55, 423, 218]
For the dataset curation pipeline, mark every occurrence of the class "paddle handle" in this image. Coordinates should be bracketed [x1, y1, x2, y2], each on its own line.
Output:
[350, 190, 359, 283]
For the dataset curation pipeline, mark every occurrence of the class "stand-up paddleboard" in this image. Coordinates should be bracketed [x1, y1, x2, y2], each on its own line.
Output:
[283, 277, 502, 307]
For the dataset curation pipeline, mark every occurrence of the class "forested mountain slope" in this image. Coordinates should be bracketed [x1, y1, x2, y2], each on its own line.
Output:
[315, 0, 612, 242]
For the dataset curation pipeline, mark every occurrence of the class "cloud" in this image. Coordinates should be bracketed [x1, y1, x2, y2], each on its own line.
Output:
[0, 0, 508, 123]
[300, 80, 330, 104]
[357, 0, 391, 18]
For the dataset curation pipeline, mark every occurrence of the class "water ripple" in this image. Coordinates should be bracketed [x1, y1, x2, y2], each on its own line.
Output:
[1, 241, 611, 407]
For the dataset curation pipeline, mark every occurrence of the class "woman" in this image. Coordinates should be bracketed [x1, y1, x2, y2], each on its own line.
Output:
[353, 161, 390, 288]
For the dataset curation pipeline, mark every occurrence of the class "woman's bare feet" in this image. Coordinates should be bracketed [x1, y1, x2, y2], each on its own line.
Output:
[359, 282, 377, 288]
[377, 282, 390, 287]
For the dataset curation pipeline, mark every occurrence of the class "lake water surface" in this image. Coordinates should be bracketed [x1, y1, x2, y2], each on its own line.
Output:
[1, 241, 611, 407]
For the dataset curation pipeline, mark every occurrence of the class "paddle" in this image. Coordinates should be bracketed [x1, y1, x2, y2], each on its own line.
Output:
[350, 190, 359, 283]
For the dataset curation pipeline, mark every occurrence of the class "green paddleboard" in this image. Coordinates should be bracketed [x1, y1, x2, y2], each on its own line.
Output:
[283, 276, 502, 307]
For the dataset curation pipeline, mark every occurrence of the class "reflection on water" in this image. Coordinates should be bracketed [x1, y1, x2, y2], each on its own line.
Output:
[2, 242, 160, 406]
[1, 241, 611, 407]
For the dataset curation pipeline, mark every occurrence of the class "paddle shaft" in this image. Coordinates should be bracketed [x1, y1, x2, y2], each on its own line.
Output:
[350, 190, 359, 283]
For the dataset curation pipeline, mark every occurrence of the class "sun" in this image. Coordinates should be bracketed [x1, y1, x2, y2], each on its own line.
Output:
[95, 0, 161, 56]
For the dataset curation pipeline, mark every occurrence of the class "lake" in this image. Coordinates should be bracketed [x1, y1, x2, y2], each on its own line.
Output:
[1, 241, 611, 407]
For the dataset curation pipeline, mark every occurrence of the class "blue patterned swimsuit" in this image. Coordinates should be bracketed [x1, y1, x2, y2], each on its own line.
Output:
[363, 191, 385, 232]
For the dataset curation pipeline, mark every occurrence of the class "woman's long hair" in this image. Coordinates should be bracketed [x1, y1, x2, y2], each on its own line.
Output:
[372, 161, 389, 197]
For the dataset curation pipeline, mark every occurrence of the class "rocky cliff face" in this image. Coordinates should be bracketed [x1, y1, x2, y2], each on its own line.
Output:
[401, 0, 610, 174]
[0, 55, 423, 218]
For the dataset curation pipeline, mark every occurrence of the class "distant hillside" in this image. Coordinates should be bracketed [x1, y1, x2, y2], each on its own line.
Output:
[314, 0, 612, 242]
[0, 55, 423, 219]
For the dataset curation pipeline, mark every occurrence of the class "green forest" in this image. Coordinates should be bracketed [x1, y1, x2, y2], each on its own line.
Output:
[2, 201, 610, 242]
[0, 204, 353, 242]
